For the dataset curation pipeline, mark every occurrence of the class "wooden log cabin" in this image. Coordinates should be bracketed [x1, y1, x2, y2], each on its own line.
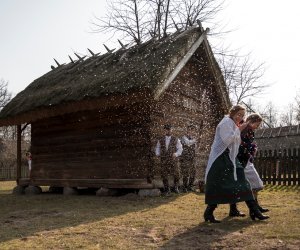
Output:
[0, 25, 230, 193]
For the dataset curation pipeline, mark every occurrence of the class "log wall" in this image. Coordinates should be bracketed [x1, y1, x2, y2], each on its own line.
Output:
[149, 58, 223, 180]
[31, 102, 152, 181]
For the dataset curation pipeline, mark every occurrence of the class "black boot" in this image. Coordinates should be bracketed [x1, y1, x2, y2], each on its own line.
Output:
[204, 205, 221, 223]
[229, 203, 246, 217]
[256, 199, 269, 213]
[161, 184, 171, 196]
[245, 200, 269, 221]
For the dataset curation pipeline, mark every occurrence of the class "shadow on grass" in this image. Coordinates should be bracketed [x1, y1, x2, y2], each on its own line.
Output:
[264, 184, 300, 192]
[0, 189, 179, 244]
[160, 215, 268, 249]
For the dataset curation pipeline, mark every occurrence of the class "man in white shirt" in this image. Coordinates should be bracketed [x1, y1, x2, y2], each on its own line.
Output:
[180, 125, 197, 192]
[155, 124, 183, 195]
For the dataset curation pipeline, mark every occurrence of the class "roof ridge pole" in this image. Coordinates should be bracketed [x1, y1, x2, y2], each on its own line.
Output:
[154, 28, 210, 100]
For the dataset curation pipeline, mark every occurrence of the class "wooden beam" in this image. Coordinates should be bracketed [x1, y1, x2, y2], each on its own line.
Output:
[16, 124, 22, 184]
[24, 178, 155, 189]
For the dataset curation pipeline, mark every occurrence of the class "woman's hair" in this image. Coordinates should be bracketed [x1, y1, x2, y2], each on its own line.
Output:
[246, 113, 263, 123]
[228, 104, 246, 118]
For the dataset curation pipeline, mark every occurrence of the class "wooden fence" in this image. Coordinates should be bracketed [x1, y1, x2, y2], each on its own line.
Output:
[0, 163, 29, 181]
[254, 148, 300, 186]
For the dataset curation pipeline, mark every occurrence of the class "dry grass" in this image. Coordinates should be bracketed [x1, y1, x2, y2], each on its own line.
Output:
[0, 181, 299, 249]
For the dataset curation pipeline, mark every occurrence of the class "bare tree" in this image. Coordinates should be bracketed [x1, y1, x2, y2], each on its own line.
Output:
[92, 0, 268, 103]
[0, 78, 11, 110]
[279, 103, 297, 126]
[0, 78, 14, 141]
[91, 0, 150, 44]
[92, 0, 224, 42]
[259, 101, 279, 128]
[295, 89, 300, 124]
[217, 51, 267, 104]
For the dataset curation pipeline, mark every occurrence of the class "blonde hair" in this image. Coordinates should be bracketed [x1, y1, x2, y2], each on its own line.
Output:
[246, 113, 263, 123]
[229, 104, 246, 118]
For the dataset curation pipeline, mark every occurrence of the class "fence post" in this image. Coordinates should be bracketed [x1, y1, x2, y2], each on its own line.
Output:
[262, 150, 267, 184]
[272, 149, 277, 185]
[297, 148, 300, 186]
[292, 148, 297, 185]
[256, 150, 263, 182]
[282, 149, 287, 185]
[278, 149, 282, 185]
[266, 150, 272, 184]
[287, 148, 292, 186]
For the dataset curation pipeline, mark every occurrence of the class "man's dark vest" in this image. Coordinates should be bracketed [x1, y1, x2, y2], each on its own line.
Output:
[160, 136, 177, 163]
[181, 136, 196, 161]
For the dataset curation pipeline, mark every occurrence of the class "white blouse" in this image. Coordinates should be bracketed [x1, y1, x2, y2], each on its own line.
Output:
[205, 116, 241, 183]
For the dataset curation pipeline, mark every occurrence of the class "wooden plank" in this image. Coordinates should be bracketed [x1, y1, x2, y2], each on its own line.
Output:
[263, 150, 268, 183]
[297, 148, 300, 186]
[278, 149, 282, 185]
[29, 178, 155, 189]
[282, 149, 287, 185]
[32, 115, 150, 138]
[273, 150, 278, 185]
[287, 148, 292, 186]
[292, 148, 297, 185]
[269, 150, 274, 184]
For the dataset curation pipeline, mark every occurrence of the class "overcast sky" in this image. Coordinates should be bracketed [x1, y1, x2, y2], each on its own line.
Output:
[1, 0, 299, 114]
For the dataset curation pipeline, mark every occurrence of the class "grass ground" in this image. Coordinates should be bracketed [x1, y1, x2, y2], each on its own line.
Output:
[0, 181, 299, 249]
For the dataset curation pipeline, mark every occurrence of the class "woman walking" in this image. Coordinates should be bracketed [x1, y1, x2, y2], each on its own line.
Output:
[238, 113, 269, 213]
[204, 105, 269, 223]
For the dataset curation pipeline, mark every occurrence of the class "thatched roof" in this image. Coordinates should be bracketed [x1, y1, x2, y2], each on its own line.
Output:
[0, 26, 230, 126]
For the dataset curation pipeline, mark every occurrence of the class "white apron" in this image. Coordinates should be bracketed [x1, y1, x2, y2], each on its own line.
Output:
[244, 161, 264, 190]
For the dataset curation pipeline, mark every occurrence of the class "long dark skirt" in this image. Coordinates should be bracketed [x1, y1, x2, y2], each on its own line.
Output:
[205, 150, 254, 205]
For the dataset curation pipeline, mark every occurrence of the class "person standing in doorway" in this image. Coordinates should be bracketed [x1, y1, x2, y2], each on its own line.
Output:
[155, 124, 183, 195]
[26, 151, 32, 174]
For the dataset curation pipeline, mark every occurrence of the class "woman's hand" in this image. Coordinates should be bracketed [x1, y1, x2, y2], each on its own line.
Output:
[239, 121, 249, 131]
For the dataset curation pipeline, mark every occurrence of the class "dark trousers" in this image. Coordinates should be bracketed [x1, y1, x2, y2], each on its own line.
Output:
[180, 159, 196, 188]
[161, 159, 180, 188]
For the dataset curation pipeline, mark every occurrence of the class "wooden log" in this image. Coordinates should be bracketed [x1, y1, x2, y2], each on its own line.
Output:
[29, 178, 154, 189]
[16, 125, 22, 184]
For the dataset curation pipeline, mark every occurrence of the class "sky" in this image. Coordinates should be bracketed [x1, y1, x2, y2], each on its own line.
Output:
[0, 0, 300, 114]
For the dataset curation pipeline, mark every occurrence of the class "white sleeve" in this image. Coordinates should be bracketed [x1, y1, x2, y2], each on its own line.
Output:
[175, 139, 183, 157]
[182, 136, 197, 146]
[155, 141, 161, 156]
[218, 120, 240, 146]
